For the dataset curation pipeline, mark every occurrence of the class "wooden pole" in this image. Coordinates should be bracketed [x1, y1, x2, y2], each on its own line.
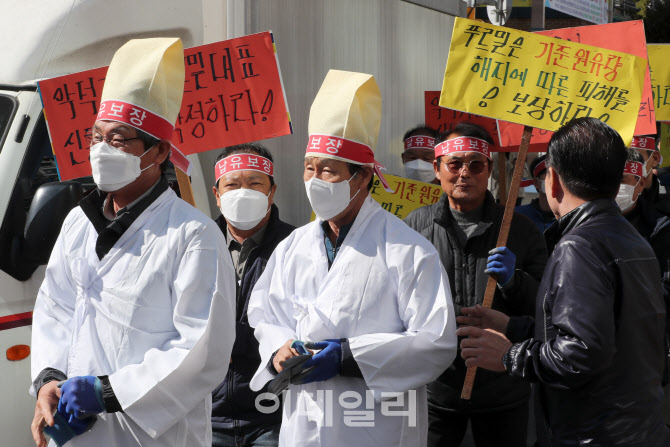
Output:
[461, 125, 533, 400]
[175, 166, 196, 207]
[497, 153, 507, 205]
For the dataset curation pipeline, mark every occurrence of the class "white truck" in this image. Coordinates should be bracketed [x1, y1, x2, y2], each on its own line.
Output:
[0, 0, 459, 445]
[0, 1, 222, 445]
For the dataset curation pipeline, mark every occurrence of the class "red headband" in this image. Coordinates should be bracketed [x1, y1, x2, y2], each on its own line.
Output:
[435, 137, 492, 160]
[215, 153, 273, 182]
[96, 99, 191, 174]
[631, 136, 656, 151]
[97, 100, 173, 140]
[404, 135, 436, 151]
[624, 161, 643, 177]
[533, 160, 547, 179]
[306, 134, 393, 192]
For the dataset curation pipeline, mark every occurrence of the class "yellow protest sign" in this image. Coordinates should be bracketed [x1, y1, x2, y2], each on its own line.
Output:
[370, 174, 443, 219]
[309, 173, 443, 222]
[440, 18, 647, 145]
[659, 123, 670, 168]
[648, 44, 670, 122]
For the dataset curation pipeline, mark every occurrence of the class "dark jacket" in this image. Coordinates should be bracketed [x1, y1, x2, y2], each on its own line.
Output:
[625, 195, 670, 385]
[506, 199, 670, 447]
[625, 195, 670, 301]
[405, 191, 547, 413]
[642, 174, 670, 217]
[211, 204, 295, 432]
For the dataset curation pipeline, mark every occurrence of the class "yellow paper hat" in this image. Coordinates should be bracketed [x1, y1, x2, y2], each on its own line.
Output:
[97, 38, 185, 141]
[306, 69, 391, 191]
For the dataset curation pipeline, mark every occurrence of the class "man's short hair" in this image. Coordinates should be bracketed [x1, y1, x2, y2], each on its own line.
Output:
[435, 122, 495, 163]
[403, 124, 437, 141]
[347, 163, 374, 191]
[214, 143, 275, 187]
[547, 117, 626, 200]
[136, 129, 169, 173]
[626, 147, 644, 163]
[530, 154, 548, 179]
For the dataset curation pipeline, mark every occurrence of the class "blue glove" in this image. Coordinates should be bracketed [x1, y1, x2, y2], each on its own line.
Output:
[294, 339, 342, 384]
[43, 408, 95, 447]
[58, 376, 105, 419]
[485, 247, 516, 286]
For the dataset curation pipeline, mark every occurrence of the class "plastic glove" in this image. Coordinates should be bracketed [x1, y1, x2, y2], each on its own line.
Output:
[58, 376, 105, 419]
[485, 247, 516, 286]
[267, 354, 313, 395]
[43, 408, 96, 447]
[293, 339, 342, 384]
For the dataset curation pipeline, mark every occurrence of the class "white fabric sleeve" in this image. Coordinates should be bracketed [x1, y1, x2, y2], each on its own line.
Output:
[30, 215, 77, 396]
[109, 226, 236, 439]
[247, 240, 298, 391]
[348, 251, 457, 398]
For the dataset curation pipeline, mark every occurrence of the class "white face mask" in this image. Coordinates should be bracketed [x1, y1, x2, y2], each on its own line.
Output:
[616, 183, 638, 214]
[403, 159, 436, 183]
[219, 188, 270, 231]
[90, 142, 154, 192]
[304, 171, 360, 221]
[642, 159, 652, 177]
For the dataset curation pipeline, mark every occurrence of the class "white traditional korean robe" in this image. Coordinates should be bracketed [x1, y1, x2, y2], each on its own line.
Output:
[31, 188, 236, 447]
[248, 195, 457, 447]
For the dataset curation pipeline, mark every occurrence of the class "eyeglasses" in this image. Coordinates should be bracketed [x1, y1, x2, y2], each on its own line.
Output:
[86, 131, 141, 149]
[442, 159, 489, 175]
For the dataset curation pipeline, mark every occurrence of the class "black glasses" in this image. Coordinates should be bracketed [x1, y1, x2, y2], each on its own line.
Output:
[86, 131, 141, 149]
[443, 159, 489, 175]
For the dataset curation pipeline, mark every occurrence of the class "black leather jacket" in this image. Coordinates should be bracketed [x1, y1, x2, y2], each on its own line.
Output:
[505, 199, 670, 446]
[406, 191, 547, 412]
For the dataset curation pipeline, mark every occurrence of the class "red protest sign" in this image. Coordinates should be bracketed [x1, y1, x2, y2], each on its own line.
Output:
[39, 31, 292, 181]
[500, 21, 655, 151]
[497, 120, 552, 152]
[424, 91, 500, 147]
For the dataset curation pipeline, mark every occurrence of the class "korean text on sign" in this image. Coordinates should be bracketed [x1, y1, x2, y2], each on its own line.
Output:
[424, 91, 500, 147]
[440, 18, 647, 145]
[371, 173, 443, 220]
[38, 31, 292, 181]
[649, 44, 670, 123]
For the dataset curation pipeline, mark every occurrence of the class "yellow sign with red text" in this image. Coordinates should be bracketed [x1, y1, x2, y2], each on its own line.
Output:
[649, 44, 670, 122]
[440, 18, 647, 145]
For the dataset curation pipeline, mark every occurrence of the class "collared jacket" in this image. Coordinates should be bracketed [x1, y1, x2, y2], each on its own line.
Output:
[405, 191, 547, 412]
[247, 195, 457, 447]
[211, 204, 295, 432]
[31, 182, 236, 447]
[505, 199, 670, 447]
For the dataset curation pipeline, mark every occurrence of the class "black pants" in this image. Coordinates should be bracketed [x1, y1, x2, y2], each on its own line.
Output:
[428, 402, 529, 447]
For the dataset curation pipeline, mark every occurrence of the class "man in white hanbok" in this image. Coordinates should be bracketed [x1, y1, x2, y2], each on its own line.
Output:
[29, 38, 235, 447]
[247, 70, 457, 447]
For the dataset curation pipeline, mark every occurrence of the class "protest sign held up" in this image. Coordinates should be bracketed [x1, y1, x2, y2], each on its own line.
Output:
[39, 31, 292, 181]
[649, 44, 670, 123]
[424, 91, 500, 146]
[440, 18, 647, 146]
[439, 18, 646, 400]
[370, 174, 442, 219]
[500, 21, 655, 151]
